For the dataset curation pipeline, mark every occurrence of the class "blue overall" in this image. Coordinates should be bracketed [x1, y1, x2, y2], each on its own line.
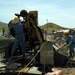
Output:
[11, 22, 25, 56]
[66, 35, 75, 57]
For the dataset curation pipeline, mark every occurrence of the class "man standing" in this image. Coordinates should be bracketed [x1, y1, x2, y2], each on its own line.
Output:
[10, 17, 25, 59]
[59, 32, 75, 58]
[2, 28, 5, 36]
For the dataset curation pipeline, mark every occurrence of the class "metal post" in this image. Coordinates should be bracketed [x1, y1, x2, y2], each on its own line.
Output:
[46, 19, 48, 32]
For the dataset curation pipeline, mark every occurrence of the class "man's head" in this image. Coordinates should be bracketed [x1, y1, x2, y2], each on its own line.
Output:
[13, 17, 20, 23]
[64, 32, 69, 38]
[20, 10, 28, 17]
[64, 32, 69, 35]
[14, 17, 19, 21]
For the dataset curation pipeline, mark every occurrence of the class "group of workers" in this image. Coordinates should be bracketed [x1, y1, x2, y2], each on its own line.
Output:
[8, 10, 41, 62]
[8, 14, 75, 63]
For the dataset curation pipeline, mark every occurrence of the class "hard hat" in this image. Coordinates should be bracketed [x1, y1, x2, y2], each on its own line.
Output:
[64, 32, 69, 35]
[20, 10, 28, 17]
[14, 17, 19, 21]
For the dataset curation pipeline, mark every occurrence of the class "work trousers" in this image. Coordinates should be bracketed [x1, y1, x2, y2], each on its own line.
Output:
[70, 45, 75, 57]
[11, 34, 25, 56]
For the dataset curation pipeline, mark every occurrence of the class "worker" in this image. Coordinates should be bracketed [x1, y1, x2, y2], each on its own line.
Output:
[9, 17, 25, 61]
[2, 28, 5, 36]
[59, 31, 75, 58]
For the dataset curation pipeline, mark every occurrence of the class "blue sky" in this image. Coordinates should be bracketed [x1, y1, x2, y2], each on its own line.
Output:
[0, 0, 75, 28]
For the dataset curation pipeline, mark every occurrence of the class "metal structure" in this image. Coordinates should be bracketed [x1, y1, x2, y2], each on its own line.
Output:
[7, 10, 44, 58]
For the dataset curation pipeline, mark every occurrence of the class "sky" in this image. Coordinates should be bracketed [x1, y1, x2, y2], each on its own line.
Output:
[0, 0, 75, 28]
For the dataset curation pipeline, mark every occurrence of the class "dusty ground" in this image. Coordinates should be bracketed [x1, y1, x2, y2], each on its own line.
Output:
[0, 36, 75, 75]
[57, 67, 75, 75]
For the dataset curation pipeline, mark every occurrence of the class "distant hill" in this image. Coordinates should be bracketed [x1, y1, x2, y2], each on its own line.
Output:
[0, 21, 7, 26]
[0, 21, 69, 32]
[39, 22, 69, 32]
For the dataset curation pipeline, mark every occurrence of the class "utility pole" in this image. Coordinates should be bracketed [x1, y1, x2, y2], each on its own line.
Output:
[46, 19, 48, 32]
[42, 19, 49, 75]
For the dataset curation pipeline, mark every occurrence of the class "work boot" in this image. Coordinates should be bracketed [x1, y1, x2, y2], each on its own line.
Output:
[8, 56, 13, 62]
[23, 55, 26, 61]
[23, 54, 25, 58]
[21, 55, 26, 66]
[7, 56, 13, 65]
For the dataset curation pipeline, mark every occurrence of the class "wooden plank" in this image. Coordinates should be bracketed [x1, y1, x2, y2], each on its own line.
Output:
[18, 66, 42, 74]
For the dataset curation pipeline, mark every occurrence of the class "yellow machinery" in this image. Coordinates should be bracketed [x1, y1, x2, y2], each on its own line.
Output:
[7, 10, 44, 58]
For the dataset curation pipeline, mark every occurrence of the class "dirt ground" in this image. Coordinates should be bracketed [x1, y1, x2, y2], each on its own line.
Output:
[57, 67, 75, 75]
[46, 67, 75, 75]
[0, 36, 75, 75]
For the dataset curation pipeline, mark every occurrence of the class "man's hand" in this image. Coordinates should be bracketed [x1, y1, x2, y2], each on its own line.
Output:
[58, 46, 63, 49]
